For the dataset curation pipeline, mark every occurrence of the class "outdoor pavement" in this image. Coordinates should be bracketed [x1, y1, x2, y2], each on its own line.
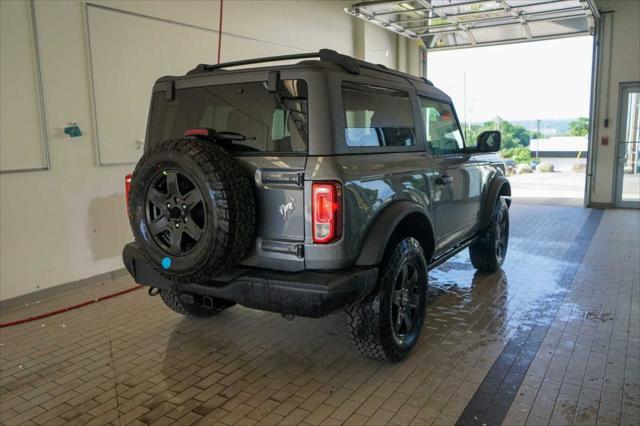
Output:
[508, 172, 586, 207]
[1, 204, 639, 426]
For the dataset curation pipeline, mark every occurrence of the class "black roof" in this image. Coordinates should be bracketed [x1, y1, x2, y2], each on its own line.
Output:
[184, 49, 434, 87]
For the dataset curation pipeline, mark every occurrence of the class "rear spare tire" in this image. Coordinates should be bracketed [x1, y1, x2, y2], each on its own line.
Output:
[128, 138, 255, 282]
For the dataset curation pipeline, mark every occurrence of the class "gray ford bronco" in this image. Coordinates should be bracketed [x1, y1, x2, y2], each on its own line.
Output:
[123, 49, 511, 362]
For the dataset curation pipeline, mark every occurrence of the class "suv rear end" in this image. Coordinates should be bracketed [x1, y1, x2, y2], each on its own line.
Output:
[123, 55, 379, 319]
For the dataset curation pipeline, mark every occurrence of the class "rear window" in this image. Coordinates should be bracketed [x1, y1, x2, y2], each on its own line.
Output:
[148, 79, 308, 153]
[342, 82, 416, 148]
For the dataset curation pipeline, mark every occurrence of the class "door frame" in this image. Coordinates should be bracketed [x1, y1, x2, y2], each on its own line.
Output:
[613, 81, 640, 208]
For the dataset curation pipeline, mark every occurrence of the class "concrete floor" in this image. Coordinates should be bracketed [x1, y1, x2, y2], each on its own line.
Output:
[1, 204, 639, 426]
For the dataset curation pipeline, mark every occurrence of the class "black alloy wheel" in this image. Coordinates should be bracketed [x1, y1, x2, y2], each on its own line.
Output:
[390, 258, 422, 346]
[495, 205, 509, 265]
[347, 237, 428, 362]
[469, 198, 510, 272]
[145, 170, 207, 256]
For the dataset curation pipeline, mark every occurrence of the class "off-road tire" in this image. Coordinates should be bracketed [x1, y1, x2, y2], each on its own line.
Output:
[159, 289, 234, 318]
[469, 198, 509, 272]
[346, 237, 428, 362]
[128, 138, 255, 282]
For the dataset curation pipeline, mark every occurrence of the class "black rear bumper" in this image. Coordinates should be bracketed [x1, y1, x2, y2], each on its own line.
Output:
[122, 243, 378, 318]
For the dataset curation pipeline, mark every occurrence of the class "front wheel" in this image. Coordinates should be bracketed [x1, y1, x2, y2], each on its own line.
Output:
[469, 198, 509, 272]
[346, 237, 428, 362]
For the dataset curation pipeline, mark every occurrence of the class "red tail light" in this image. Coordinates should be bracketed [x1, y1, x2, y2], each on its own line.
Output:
[184, 128, 211, 137]
[125, 174, 133, 214]
[312, 182, 342, 244]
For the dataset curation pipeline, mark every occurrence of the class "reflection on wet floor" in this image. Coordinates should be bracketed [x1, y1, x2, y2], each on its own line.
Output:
[0, 205, 638, 426]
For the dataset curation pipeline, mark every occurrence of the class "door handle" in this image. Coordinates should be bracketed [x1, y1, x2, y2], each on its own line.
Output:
[435, 174, 454, 185]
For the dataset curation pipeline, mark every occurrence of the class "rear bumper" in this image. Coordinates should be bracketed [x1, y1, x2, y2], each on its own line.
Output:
[122, 243, 378, 318]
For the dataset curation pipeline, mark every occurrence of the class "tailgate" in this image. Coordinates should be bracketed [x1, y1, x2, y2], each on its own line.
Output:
[235, 156, 306, 271]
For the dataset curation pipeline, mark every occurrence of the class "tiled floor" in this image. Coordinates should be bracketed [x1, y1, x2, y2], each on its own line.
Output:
[1, 204, 638, 426]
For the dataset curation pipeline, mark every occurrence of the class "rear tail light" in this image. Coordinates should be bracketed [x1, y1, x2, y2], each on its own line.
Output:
[184, 128, 211, 137]
[125, 174, 133, 215]
[312, 182, 342, 244]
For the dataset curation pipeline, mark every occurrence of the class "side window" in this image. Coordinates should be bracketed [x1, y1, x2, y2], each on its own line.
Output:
[342, 82, 416, 148]
[271, 109, 289, 140]
[419, 98, 465, 155]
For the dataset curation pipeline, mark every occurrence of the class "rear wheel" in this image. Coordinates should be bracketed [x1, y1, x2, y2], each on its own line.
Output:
[159, 288, 235, 318]
[469, 198, 509, 272]
[347, 237, 428, 362]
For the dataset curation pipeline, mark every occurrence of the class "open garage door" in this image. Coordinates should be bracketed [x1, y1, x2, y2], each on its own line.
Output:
[346, 0, 599, 50]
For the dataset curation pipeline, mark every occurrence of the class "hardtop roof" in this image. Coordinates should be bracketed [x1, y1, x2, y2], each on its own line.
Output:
[155, 49, 450, 101]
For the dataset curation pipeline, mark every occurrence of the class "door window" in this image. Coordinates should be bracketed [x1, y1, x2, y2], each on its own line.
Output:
[419, 98, 465, 155]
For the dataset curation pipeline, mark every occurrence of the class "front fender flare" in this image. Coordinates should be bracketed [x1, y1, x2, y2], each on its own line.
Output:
[355, 201, 435, 266]
[478, 176, 511, 231]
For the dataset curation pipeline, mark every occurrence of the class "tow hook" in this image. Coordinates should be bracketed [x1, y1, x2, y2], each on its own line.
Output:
[148, 287, 160, 296]
[281, 314, 295, 321]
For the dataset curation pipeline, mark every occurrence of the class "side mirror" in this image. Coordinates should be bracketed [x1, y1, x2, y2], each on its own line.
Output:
[476, 130, 501, 152]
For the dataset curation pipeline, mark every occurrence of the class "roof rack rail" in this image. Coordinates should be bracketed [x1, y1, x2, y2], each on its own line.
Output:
[185, 49, 430, 86]
[187, 49, 360, 75]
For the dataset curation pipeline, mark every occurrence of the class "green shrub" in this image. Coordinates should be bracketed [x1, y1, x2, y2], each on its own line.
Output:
[500, 147, 531, 164]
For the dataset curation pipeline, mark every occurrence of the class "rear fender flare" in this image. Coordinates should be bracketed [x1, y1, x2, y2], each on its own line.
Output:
[356, 201, 435, 266]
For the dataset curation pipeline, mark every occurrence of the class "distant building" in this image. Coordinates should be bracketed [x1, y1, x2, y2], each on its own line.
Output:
[530, 136, 588, 172]
[526, 127, 558, 136]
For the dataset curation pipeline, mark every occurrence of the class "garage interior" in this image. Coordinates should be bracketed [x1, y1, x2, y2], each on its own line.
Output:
[0, 0, 639, 425]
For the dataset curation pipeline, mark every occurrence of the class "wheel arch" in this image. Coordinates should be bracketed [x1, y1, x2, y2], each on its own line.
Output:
[478, 176, 511, 231]
[356, 201, 436, 266]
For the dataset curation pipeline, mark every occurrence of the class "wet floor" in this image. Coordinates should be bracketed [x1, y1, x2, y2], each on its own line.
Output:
[0, 205, 638, 425]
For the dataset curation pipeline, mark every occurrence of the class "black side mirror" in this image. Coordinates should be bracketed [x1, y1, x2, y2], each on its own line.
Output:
[476, 130, 501, 152]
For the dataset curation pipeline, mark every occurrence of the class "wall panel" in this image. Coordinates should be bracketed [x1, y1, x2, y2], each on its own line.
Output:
[0, 0, 49, 173]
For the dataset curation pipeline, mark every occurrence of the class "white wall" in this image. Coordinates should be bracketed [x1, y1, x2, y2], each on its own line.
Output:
[590, 0, 640, 205]
[0, 0, 409, 301]
[364, 22, 398, 69]
[0, 0, 361, 301]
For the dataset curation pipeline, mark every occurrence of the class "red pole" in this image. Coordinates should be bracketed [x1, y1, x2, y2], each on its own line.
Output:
[217, 0, 224, 64]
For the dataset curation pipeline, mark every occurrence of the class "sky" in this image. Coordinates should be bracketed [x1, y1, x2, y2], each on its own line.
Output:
[426, 36, 593, 124]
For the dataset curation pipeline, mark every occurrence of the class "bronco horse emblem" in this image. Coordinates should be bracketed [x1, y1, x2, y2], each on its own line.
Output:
[279, 197, 295, 220]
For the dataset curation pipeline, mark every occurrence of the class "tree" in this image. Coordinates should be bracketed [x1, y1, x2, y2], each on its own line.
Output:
[500, 146, 531, 164]
[569, 117, 589, 136]
[464, 117, 530, 149]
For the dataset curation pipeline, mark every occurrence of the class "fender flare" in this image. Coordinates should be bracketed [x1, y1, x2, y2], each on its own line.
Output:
[356, 201, 435, 266]
[478, 176, 511, 231]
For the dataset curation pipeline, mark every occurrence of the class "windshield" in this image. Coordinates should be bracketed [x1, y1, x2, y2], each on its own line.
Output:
[148, 79, 308, 153]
